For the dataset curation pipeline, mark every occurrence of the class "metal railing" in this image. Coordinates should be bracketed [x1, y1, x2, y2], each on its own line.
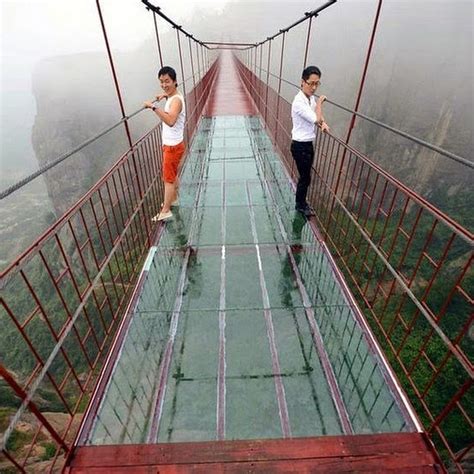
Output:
[0, 3, 218, 469]
[236, 48, 472, 473]
[1, 1, 472, 472]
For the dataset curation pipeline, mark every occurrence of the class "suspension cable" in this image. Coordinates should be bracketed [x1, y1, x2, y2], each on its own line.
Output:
[141, 0, 209, 49]
[0, 108, 140, 201]
[252, 64, 473, 169]
[0, 66, 202, 201]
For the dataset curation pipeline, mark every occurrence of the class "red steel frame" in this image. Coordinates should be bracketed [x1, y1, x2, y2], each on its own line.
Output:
[1, 2, 472, 473]
[0, 5, 218, 471]
[234, 8, 473, 469]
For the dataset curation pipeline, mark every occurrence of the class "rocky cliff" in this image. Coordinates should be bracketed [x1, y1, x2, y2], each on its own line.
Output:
[31, 47, 158, 218]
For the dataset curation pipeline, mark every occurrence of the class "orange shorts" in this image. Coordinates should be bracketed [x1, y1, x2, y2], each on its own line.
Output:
[162, 141, 185, 183]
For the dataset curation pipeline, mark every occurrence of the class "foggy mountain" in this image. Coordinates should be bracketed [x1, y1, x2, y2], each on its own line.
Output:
[2, 0, 473, 267]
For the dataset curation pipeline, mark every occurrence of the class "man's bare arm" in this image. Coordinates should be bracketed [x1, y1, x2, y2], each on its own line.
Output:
[144, 96, 182, 126]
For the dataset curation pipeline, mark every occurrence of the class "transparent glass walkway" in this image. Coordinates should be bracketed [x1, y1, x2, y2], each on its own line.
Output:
[84, 116, 415, 446]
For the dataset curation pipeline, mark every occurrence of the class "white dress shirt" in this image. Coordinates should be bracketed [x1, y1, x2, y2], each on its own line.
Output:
[291, 90, 318, 142]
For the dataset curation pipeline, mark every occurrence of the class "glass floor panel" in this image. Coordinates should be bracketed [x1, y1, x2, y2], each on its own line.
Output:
[84, 116, 414, 445]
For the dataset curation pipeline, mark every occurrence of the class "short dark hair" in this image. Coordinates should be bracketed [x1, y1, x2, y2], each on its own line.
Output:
[302, 66, 321, 80]
[158, 66, 177, 83]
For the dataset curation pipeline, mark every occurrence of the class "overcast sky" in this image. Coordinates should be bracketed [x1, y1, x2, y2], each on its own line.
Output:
[1, 0, 472, 174]
[1, 0, 229, 60]
[0, 0, 228, 177]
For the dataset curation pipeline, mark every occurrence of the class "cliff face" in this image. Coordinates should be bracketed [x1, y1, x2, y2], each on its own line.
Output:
[31, 48, 158, 218]
[348, 45, 473, 231]
[30, 3, 473, 228]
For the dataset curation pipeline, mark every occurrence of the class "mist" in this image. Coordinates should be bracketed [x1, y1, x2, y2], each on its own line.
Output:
[1, 0, 473, 268]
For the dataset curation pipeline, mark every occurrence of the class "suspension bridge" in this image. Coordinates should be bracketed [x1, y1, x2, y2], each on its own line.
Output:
[0, 1, 472, 472]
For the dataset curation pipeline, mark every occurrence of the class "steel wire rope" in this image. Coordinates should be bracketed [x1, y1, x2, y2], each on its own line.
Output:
[0, 68, 209, 201]
[251, 63, 473, 169]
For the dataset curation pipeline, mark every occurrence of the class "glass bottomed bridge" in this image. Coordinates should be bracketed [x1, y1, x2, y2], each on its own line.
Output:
[84, 114, 415, 445]
[66, 52, 441, 471]
[1, 3, 472, 471]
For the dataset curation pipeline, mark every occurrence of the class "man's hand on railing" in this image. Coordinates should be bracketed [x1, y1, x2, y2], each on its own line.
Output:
[156, 93, 168, 102]
[320, 121, 330, 133]
[317, 94, 327, 105]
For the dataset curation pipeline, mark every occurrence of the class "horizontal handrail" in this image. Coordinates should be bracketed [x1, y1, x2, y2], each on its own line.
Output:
[0, 66, 210, 201]
[253, 64, 473, 169]
[236, 60, 473, 244]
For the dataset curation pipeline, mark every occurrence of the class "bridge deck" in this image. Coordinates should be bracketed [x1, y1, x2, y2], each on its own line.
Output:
[204, 52, 257, 116]
[68, 55, 440, 472]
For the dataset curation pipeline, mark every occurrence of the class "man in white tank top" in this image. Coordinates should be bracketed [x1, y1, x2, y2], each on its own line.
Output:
[144, 66, 186, 221]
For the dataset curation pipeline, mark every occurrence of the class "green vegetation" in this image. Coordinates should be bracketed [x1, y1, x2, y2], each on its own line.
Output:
[0, 407, 16, 432]
[40, 442, 57, 461]
[319, 193, 473, 463]
[5, 428, 34, 452]
[0, 202, 150, 470]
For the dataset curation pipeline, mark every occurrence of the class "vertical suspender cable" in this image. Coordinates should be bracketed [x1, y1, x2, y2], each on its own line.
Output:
[302, 15, 314, 70]
[96, 0, 150, 243]
[345, 0, 383, 145]
[189, 37, 196, 88]
[195, 42, 201, 82]
[264, 40, 272, 123]
[276, 31, 286, 129]
[153, 11, 164, 67]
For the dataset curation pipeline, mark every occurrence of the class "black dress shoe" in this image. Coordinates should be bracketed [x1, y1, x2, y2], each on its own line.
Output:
[295, 204, 315, 217]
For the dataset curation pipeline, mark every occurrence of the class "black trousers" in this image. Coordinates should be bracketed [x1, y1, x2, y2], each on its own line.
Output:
[290, 140, 314, 208]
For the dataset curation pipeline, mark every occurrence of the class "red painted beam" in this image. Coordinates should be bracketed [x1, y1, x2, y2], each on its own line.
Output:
[67, 433, 441, 472]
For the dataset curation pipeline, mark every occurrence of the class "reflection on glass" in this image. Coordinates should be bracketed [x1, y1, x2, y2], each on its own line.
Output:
[86, 116, 411, 446]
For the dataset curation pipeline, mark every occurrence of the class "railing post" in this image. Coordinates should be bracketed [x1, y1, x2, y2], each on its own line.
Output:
[153, 11, 164, 67]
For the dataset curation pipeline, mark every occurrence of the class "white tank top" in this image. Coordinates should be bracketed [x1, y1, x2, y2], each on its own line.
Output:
[162, 94, 186, 146]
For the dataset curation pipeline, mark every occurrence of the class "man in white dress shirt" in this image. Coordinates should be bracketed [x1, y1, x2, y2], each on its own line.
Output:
[291, 66, 330, 217]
